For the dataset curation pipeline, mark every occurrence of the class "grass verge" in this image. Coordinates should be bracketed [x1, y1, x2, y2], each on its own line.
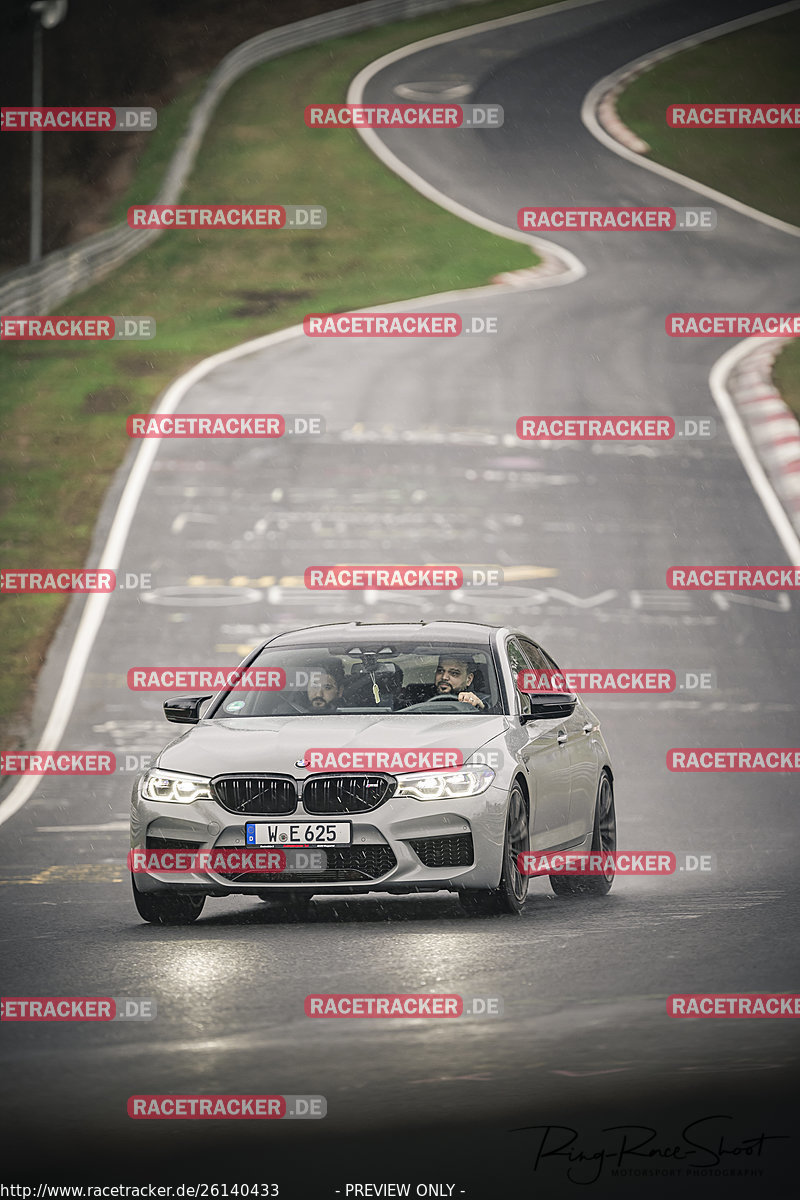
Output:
[772, 342, 800, 422]
[0, 0, 547, 746]
[617, 11, 800, 464]
[616, 10, 800, 227]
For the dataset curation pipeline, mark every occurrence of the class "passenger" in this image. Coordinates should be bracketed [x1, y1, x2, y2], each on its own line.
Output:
[304, 658, 345, 713]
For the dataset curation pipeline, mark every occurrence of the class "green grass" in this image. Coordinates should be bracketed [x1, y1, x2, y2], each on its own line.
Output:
[773, 340, 800, 422]
[616, 10, 800, 226]
[0, 0, 547, 743]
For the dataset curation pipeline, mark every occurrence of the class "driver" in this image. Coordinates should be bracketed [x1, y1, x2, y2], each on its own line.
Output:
[303, 658, 345, 714]
[413, 654, 490, 711]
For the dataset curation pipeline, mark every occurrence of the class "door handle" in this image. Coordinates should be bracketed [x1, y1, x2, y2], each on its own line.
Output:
[556, 730, 568, 746]
[582, 722, 593, 735]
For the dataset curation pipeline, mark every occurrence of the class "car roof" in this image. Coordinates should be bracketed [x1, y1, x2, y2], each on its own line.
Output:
[265, 621, 502, 648]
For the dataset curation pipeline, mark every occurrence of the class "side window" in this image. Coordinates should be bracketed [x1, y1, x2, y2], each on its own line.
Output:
[519, 638, 562, 676]
[506, 638, 532, 715]
[518, 638, 552, 671]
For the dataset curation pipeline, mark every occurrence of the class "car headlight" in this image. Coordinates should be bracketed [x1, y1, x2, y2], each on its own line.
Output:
[140, 769, 213, 804]
[394, 766, 495, 801]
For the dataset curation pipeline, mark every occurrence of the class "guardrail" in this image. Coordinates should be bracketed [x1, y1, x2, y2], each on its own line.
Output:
[0, 0, 470, 316]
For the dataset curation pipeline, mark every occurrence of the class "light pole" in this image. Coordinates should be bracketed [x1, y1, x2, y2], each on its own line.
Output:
[28, 0, 68, 264]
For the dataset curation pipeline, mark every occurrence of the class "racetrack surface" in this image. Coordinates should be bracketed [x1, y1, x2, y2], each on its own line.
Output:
[1, 0, 799, 1193]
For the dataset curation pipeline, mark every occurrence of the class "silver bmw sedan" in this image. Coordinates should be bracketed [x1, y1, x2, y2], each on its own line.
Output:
[130, 621, 616, 923]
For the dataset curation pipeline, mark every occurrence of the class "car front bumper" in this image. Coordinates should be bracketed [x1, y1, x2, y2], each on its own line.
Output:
[130, 781, 510, 896]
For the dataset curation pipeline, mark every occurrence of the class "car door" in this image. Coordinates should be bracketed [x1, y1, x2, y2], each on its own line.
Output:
[506, 637, 572, 848]
[519, 637, 598, 843]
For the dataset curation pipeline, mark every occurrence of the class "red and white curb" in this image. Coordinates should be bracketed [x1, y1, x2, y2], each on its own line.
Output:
[491, 246, 577, 287]
[726, 339, 800, 535]
[595, 67, 652, 154]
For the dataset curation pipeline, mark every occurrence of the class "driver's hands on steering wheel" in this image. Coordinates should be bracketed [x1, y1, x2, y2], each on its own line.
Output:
[457, 691, 485, 710]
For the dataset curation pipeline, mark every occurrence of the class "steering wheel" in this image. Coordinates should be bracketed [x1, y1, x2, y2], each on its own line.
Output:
[402, 694, 482, 713]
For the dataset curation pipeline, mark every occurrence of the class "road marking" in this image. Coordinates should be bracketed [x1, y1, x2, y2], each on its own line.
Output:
[188, 566, 557, 588]
[552, 1068, 630, 1077]
[347, 2, 592, 285]
[0, 864, 126, 885]
[393, 81, 473, 100]
[36, 821, 129, 833]
[171, 512, 217, 535]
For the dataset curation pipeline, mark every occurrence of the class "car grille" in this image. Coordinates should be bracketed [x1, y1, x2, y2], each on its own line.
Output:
[145, 835, 204, 849]
[225, 844, 397, 884]
[301, 774, 395, 814]
[408, 833, 474, 868]
[212, 775, 297, 815]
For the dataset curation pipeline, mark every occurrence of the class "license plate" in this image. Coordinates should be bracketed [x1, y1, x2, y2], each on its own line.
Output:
[245, 821, 352, 847]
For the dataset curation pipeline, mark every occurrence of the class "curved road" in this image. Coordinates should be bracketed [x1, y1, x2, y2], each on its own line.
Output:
[2, 0, 799, 1194]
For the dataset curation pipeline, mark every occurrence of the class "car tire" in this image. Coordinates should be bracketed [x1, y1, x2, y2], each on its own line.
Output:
[459, 780, 529, 916]
[549, 771, 616, 898]
[131, 875, 206, 924]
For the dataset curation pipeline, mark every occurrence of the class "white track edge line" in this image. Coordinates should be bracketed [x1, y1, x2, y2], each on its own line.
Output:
[347, 1, 598, 283]
[709, 339, 800, 567]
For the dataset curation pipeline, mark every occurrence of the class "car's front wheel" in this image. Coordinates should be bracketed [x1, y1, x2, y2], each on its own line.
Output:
[131, 875, 206, 924]
[459, 780, 529, 916]
[549, 771, 616, 897]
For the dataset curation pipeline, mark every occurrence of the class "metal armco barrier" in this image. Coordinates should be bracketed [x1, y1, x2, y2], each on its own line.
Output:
[0, 0, 469, 317]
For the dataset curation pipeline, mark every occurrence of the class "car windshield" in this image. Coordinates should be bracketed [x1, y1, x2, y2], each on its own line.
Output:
[210, 640, 501, 717]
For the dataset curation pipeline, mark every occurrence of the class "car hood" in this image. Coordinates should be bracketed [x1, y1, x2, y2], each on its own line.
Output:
[158, 713, 508, 777]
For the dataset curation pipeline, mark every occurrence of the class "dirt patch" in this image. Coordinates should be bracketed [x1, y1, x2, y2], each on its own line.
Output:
[230, 289, 313, 318]
[83, 386, 131, 413]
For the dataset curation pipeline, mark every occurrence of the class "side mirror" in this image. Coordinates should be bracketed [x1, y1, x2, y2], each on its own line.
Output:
[163, 694, 213, 724]
[521, 693, 578, 721]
